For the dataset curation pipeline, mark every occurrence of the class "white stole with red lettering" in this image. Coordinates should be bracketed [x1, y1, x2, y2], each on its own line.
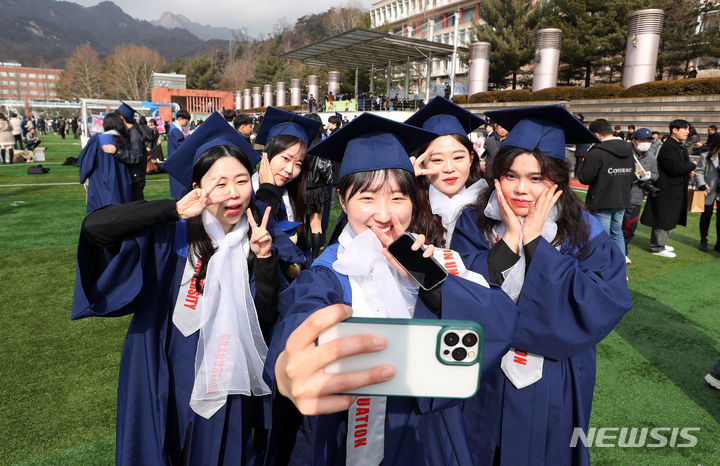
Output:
[484, 191, 557, 389]
[173, 211, 271, 419]
[333, 227, 418, 466]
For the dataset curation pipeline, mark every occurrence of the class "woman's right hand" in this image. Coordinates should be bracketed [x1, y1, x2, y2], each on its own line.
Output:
[175, 176, 230, 219]
[275, 304, 394, 415]
[258, 153, 275, 185]
[409, 148, 441, 178]
[494, 179, 522, 252]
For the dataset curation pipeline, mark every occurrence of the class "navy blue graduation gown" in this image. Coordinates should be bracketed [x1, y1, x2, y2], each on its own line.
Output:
[167, 126, 187, 199]
[450, 208, 632, 466]
[72, 208, 305, 466]
[263, 241, 518, 466]
[78, 134, 133, 214]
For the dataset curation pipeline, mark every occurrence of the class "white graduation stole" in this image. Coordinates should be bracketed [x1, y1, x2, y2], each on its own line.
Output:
[172, 256, 203, 336]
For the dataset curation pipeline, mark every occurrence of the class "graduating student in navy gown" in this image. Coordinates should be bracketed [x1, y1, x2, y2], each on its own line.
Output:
[168, 109, 192, 199]
[405, 96, 488, 247]
[450, 105, 632, 466]
[252, 107, 322, 274]
[263, 113, 519, 466]
[72, 112, 305, 466]
[78, 112, 133, 213]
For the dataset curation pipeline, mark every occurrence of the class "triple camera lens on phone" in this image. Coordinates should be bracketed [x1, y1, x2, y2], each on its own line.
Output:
[439, 329, 480, 364]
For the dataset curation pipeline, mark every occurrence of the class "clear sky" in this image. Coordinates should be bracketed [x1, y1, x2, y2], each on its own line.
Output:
[71, 0, 378, 37]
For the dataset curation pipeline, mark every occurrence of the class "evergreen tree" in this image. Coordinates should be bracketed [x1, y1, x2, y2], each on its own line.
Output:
[245, 37, 293, 88]
[659, 0, 720, 78]
[184, 54, 222, 90]
[473, 0, 545, 89]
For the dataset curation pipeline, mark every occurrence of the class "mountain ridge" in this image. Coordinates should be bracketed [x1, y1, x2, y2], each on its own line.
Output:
[0, 0, 229, 68]
[152, 11, 247, 42]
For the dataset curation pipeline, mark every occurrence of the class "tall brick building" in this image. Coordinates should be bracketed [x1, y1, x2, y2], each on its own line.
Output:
[0, 62, 62, 100]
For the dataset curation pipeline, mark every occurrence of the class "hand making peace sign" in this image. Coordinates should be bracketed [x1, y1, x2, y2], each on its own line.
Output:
[247, 206, 273, 258]
[176, 176, 232, 219]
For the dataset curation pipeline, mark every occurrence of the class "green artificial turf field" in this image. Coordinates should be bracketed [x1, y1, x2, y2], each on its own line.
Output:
[1, 133, 719, 465]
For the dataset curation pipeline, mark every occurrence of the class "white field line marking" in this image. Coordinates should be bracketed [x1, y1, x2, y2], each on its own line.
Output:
[0, 179, 167, 188]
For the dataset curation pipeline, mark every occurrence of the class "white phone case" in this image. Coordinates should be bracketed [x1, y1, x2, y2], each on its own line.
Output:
[317, 318, 483, 398]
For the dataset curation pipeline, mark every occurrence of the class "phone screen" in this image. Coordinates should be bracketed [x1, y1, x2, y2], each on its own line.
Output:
[388, 234, 448, 290]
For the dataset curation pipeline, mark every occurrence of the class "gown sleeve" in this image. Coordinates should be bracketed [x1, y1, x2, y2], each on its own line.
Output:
[81, 200, 179, 251]
[255, 183, 285, 219]
[72, 201, 184, 320]
[511, 230, 631, 360]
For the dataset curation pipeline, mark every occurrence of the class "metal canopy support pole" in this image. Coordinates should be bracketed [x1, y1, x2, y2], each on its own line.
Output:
[450, 7, 460, 97]
[405, 58, 411, 99]
[386, 60, 392, 98]
[426, 52, 432, 102]
[355, 67, 359, 99]
[370, 64, 375, 96]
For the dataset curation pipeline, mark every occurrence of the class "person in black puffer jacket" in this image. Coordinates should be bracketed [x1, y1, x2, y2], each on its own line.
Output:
[577, 118, 634, 256]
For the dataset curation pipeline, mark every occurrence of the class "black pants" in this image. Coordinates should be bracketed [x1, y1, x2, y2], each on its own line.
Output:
[622, 203, 642, 254]
[699, 201, 719, 244]
[25, 139, 41, 151]
[132, 180, 145, 201]
[13, 134, 22, 150]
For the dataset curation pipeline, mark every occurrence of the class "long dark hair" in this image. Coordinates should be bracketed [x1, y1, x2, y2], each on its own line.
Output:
[102, 112, 129, 149]
[474, 146, 590, 258]
[413, 134, 484, 245]
[188, 145, 258, 293]
[707, 135, 720, 163]
[335, 168, 441, 244]
[264, 134, 309, 246]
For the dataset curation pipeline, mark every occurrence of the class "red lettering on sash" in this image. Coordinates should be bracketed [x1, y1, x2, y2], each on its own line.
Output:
[513, 349, 528, 365]
[352, 398, 372, 448]
[354, 438, 367, 447]
[441, 250, 460, 276]
[184, 259, 204, 310]
[206, 334, 231, 394]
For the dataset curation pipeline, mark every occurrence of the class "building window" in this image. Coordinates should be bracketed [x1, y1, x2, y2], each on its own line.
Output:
[28, 73, 37, 78]
[0, 72, 6, 77]
[19, 73, 27, 78]
[9, 72, 16, 77]
[10, 80, 16, 85]
[38, 74, 46, 79]
[20, 81, 27, 86]
[30, 90, 38, 95]
[463, 7, 474, 24]
[49, 83, 56, 88]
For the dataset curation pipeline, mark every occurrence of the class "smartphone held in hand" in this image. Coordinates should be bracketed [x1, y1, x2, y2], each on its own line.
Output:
[388, 233, 448, 290]
[317, 318, 483, 398]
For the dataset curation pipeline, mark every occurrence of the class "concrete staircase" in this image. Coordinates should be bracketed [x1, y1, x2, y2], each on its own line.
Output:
[463, 95, 720, 135]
